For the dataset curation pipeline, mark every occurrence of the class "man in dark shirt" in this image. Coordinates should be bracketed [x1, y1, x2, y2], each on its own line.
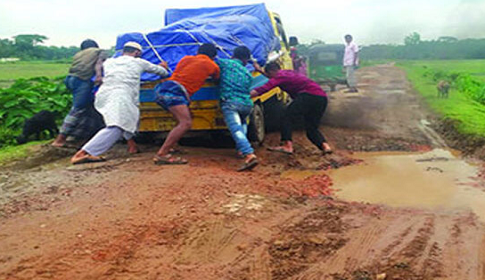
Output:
[250, 62, 332, 155]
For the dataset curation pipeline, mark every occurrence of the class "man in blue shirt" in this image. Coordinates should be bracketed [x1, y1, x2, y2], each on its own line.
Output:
[217, 46, 258, 171]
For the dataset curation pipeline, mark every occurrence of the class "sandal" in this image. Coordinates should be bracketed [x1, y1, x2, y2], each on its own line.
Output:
[153, 154, 188, 165]
[71, 155, 106, 165]
[237, 157, 259, 172]
[323, 149, 333, 155]
[169, 148, 187, 155]
[267, 146, 293, 155]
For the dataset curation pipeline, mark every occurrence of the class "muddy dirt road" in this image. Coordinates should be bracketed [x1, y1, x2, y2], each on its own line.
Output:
[1, 64, 485, 280]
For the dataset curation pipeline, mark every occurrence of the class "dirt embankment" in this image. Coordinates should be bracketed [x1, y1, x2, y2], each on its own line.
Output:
[433, 119, 485, 159]
[1, 64, 485, 280]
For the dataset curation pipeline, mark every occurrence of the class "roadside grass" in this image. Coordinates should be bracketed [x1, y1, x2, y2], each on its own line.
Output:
[0, 61, 70, 88]
[399, 59, 485, 82]
[0, 140, 50, 166]
[398, 60, 485, 137]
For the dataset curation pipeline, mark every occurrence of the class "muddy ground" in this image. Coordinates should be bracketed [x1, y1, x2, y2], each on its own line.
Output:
[1, 64, 485, 280]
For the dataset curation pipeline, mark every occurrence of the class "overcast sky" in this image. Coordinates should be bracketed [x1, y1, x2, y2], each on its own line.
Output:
[1, 0, 485, 48]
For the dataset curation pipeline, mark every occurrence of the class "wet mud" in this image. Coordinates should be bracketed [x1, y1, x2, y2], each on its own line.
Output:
[1, 64, 485, 280]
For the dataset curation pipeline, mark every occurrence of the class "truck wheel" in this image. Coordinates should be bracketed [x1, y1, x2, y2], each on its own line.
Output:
[134, 132, 155, 144]
[248, 103, 265, 144]
[263, 94, 286, 132]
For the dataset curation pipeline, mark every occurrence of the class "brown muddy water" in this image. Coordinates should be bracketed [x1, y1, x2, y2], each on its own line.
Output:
[328, 149, 485, 221]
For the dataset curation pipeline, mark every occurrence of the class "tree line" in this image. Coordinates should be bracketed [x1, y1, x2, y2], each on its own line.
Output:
[0, 34, 79, 61]
[3, 32, 485, 62]
[361, 32, 485, 60]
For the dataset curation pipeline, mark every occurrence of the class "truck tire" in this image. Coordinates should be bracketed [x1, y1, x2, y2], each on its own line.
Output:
[134, 132, 156, 144]
[263, 94, 286, 132]
[248, 103, 265, 144]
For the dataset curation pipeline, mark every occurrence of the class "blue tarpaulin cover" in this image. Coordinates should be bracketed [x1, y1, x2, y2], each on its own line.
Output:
[114, 3, 279, 82]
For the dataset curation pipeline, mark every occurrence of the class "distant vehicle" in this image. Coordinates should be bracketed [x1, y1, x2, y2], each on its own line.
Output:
[308, 44, 346, 91]
[114, 4, 294, 144]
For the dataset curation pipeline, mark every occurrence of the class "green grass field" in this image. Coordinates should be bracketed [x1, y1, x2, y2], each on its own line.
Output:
[398, 60, 485, 137]
[399, 59, 485, 82]
[0, 61, 70, 88]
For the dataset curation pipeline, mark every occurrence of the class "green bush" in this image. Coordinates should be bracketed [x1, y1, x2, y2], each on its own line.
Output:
[421, 68, 485, 105]
[0, 76, 71, 147]
[422, 69, 460, 83]
[0, 127, 18, 146]
[454, 74, 485, 104]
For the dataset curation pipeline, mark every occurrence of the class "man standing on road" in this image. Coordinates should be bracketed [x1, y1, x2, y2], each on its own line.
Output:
[217, 46, 258, 171]
[70, 42, 169, 164]
[343, 34, 359, 93]
[52, 39, 107, 147]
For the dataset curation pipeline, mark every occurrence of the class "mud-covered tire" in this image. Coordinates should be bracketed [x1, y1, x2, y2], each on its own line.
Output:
[263, 94, 286, 132]
[248, 103, 265, 144]
[134, 132, 156, 144]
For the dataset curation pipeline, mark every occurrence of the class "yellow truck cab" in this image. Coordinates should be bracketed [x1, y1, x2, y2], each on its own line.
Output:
[135, 6, 293, 143]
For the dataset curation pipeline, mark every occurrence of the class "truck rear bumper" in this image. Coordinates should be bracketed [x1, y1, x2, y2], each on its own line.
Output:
[139, 102, 227, 132]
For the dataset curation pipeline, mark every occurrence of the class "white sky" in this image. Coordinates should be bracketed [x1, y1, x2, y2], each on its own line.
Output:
[1, 0, 485, 48]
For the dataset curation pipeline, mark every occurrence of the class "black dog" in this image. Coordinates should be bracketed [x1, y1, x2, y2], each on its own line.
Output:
[16, 110, 59, 144]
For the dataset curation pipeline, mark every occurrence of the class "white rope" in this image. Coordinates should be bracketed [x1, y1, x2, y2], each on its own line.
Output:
[179, 28, 232, 59]
[179, 29, 203, 46]
[200, 32, 232, 58]
[150, 43, 201, 48]
[142, 33, 173, 73]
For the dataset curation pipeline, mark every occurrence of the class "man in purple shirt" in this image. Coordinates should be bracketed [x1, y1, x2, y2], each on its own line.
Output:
[250, 62, 332, 155]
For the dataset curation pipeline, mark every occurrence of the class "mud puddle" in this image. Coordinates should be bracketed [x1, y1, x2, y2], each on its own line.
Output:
[327, 149, 485, 221]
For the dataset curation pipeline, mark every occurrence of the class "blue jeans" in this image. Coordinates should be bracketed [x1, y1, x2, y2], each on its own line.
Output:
[221, 101, 254, 155]
[60, 76, 94, 136]
[65, 75, 93, 108]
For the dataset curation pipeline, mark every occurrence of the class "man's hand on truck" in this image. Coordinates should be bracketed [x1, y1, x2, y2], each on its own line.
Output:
[253, 61, 264, 73]
[159, 61, 169, 69]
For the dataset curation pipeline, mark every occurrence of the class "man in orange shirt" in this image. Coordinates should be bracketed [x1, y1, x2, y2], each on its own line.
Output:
[153, 43, 220, 165]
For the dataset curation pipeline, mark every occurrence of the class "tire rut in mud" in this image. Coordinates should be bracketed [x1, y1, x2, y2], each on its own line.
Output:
[267, 204, 349, 280]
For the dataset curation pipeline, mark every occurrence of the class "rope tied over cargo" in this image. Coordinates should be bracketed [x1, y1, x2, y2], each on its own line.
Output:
[142, 34, 173, 73]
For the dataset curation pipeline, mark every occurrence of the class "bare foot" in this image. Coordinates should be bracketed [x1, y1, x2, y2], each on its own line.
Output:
[322, 142, 333, 154]
[51, 135, 67, 147]
[127, 139, 139, 154]
[128, 145, 140, 154]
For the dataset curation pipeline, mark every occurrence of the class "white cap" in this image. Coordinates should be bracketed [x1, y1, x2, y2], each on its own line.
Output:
[124, 41, 142, 51]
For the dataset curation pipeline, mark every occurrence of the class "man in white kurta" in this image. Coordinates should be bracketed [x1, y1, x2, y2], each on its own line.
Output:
[343, 34, 359, 93]
[71, 42, 169, 164]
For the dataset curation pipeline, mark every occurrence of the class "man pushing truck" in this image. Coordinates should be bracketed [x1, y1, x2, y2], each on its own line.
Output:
[77, 4, 331, 169]
[113, 3, 294, 147]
